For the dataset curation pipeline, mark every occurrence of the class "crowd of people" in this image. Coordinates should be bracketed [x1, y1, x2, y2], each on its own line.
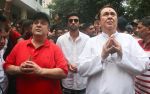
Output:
[0, 0, 150, 94]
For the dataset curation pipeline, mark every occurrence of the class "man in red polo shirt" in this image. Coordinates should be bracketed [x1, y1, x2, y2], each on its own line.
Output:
[3, 12, 68, 94]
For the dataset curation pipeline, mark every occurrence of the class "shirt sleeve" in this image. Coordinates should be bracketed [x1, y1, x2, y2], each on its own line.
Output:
[117, 35, 149, 76]
[3, 42, 18, 70]
[78, 39, 105, 77]
[54, 45, 68, 75]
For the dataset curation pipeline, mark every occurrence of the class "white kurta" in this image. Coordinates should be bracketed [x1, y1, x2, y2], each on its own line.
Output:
[78, 32, 149, 94]
[56, 32, 89, 90]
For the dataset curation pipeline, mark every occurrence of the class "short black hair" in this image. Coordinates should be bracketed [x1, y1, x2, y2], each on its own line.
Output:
[82, 23, 93, 30]
[118, 16, 128, 32]
[140, 16, 150, 27]
[67, 12, 79, 19]
[98, 4, 117, 20]
[0, 14, 7, 22]
[32, 12, 50, 25]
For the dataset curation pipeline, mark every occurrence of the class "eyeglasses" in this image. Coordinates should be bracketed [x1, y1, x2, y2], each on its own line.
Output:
[68, 19, 79, 23]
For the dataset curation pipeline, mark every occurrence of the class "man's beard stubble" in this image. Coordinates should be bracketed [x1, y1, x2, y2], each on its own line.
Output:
[68, 25, 79, 32]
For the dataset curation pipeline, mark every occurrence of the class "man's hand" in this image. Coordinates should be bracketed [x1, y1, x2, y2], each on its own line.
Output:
[111, 37, 122, 58]
[68, 63, 77, 73]
[19, 61, 42, 74]
[101, 35, 122, 60]
[101, 37, 114, 59]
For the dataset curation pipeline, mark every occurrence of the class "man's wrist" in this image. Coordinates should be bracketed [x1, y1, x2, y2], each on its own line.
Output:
[15, 66, 22, 74]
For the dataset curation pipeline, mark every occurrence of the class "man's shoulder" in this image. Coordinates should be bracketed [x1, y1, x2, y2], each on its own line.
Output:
[16, 40, 29, 46]
[79, 32, 90, 40]
[117, 33, 134, 39]
[57, 32, 69, 40]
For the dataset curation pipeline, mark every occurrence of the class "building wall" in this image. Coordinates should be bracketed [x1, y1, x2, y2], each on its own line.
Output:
[0, 0, 50, 23]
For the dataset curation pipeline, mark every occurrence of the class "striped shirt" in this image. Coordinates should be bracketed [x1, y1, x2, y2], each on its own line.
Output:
[135, 40, 150, 94]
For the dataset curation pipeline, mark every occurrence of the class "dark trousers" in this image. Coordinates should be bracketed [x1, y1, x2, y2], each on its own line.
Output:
[63, 88, 86, 94]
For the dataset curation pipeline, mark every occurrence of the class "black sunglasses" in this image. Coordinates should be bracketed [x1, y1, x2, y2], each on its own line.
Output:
[68, 19, 79, 23]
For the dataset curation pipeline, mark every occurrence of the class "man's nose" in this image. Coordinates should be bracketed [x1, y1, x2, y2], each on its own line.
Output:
[108, 14, 113, 18]
[136, 28, 139, 32]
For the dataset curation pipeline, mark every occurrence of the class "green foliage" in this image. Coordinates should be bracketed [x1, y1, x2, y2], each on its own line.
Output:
[48, 0, 126, 23]
[126, 0, 150, 20]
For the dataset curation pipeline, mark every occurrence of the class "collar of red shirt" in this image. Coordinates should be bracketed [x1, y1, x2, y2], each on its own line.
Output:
[26, 38, 50, 48]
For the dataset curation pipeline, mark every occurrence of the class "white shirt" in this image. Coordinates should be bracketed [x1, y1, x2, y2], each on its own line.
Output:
[56, 32, 89, 90]
[0, 40, 8, 94]
[78, 32, 149, 94]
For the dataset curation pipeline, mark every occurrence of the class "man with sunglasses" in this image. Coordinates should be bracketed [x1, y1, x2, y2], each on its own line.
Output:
[78, 5, 150, 94]
[56, 12, 89, 94]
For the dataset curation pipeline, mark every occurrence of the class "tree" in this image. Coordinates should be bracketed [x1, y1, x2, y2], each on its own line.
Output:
[48, 0, 126, 23]
[126, 0, 150, 20]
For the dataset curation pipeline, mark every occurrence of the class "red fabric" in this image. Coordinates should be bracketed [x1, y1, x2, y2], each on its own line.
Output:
[138, 40, 150, 51]
[9, 29, 21, 46]
[3, 39, 68, 94]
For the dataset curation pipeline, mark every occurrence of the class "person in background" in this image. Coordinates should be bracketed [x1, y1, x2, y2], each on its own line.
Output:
[0, 23, 8, 94]
[0, 13, 20, 94]
[135, 16, 150, 94]
[2, 0, 21, 60]
[82, 23, 97, 37]
[131, 19, 140, 40]
[78, 5, 150, 94]
[117, 16, 128, 33]
[94, 19, 101, 34]
[17, 19, 33, 42]
[3, 12, 68, 94]
[56, 12, 89, 94]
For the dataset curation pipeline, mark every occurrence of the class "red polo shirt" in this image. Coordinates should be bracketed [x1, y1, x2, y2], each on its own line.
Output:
[3, 39, 68, 94]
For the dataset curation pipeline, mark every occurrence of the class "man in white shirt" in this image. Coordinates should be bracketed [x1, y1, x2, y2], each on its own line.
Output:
[56, 12, 89, 94]
[78, 5, 150, 94]
[0, 20, 8, 94]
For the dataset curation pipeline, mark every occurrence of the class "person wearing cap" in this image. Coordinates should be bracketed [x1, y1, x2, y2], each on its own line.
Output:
[78, 5, 150, 94]
[3, 12, 68, 94]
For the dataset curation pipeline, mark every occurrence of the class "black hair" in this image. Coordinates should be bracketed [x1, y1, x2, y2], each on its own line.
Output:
[82, 23, 93, 30]
[118, 16, 128, 32]
[21, 19, 33, 35]
[32, 12, 50, 25]
[0, 14, 7, 22]
[97, 4, 117, 20]
[140, 16, 150, 27]
[66, 12, 79, 20]
[0, 24, 5, 32]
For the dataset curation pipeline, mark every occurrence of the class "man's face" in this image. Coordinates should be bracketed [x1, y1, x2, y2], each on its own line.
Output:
[68, 16, 79, 31]
[56, 29, 64, 37]
[100, 7, 117, 31]
[0, 28, 8, 50]
[32, 19, 49, 36]
[87, 25, 96, 37]
[136, 22, 150, 39]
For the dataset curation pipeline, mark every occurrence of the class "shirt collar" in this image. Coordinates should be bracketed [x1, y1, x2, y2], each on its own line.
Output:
[101, 31, 119, 39]
[27, 38, 50, 48]
[67, 31, 81, 42]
